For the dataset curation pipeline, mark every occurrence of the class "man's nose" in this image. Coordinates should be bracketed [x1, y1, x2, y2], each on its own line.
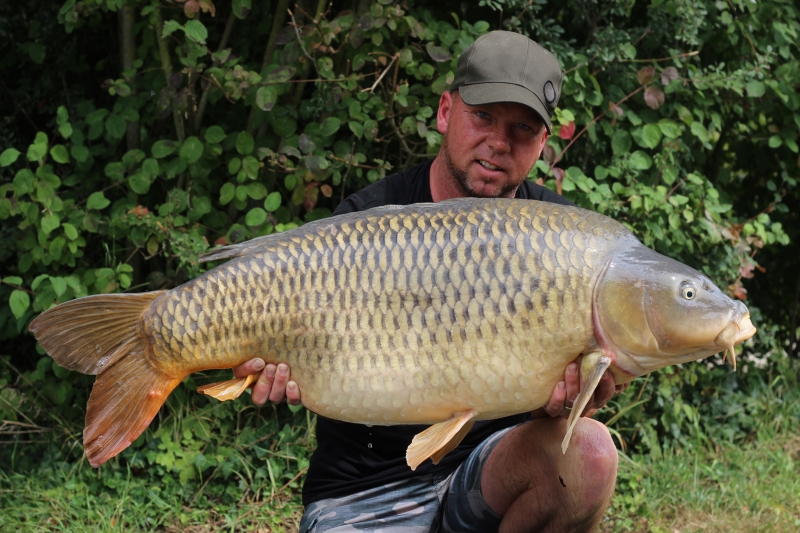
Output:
[485, 128, 511, 154]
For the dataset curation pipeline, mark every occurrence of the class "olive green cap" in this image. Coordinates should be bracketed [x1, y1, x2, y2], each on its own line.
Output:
[451, 31, 562, 133]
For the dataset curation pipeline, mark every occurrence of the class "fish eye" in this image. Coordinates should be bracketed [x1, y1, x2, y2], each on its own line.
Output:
[680, 283, 697, 300]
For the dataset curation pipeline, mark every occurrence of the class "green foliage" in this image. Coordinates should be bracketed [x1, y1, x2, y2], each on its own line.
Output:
[1, 0, 799, 520]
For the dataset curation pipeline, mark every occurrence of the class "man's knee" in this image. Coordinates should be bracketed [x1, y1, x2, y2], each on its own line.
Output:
[563, 418, 618, 510]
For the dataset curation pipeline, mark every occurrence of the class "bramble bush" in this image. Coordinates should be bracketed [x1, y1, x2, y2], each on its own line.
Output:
[1, 0, 799, 524]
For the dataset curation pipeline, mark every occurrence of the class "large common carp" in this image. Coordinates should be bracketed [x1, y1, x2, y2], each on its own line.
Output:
[29, 199, 756, 469]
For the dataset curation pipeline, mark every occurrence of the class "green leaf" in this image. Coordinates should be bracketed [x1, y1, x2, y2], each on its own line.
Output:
[56, 105, 72, 139]
[641, 124, 662, 149]
[690, 122, 709, 143]
[9, 290, 30, 319]
[611, 130, 632, 155]
[3, 276, 22, 285]
[62, 223, 79, 240]
[242, 156, 260, 179]
[205, 125, 226, 144]
[184, 20, 208, 44]
[162, 20, 182, 38]
[13, 169, 35, 195]
[622, 43, 637, 59]
[27, 132, 49, 163]
[50, 276, 67, 298]
[236, 132, 255, 155]
[71, 145, 90, 163]
[256, 86, 278, 111]
[657, 120, 682, 139]
[50, 145, 70, 164]
[220, 183, 235, 205]
[768, 136, 782, 148]
[152, 140, 178, 158]
[105, 114, 127, 139]
[180, 136, 204, 163]
[128, 172, 151, 194]
[270, 116, 297, 137]
[143, 158, 159, 177]
[86, 191, 110, 210]
[1, 148, 21, 167]
[746, 80, 765, 98]
[232, 0, 251, 19]
[264, 191, 282, 212]
[247, 182, 267, 200]
[320, 117, 342, 137]
[349, 121, 364, 139]
[267, 66, 295, 83]
[41, 213, 61, 235]
[245, 207, 267, 226]
[628, 151, 653, 170]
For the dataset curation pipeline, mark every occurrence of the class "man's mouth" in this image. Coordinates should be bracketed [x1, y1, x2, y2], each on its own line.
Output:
[478, 160, 502, 171]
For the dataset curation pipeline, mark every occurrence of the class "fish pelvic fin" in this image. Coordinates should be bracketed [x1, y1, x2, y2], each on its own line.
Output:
[561, 351, 611, 455]
[29, 292, 182, 467]
[198, 373, 259, 401]
[406, 410, 477, 471]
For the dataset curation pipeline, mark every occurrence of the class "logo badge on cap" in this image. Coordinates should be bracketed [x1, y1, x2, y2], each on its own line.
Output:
[543, 81, 556, 104]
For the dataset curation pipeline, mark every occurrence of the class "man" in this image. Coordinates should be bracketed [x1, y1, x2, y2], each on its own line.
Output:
[234, 31, 620, 532]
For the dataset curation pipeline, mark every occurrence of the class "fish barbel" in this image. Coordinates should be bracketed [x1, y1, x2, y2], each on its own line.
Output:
[29, 199, 756, 468]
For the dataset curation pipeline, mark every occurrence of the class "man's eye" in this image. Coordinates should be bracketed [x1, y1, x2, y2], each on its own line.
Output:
[517, 123, 532, 132]
[475, 111, 490, 119]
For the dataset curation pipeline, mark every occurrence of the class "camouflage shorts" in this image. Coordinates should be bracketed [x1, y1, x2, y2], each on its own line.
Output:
[299, 426, 515, 533]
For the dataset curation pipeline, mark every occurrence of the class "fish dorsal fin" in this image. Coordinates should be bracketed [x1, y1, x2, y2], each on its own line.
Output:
[406, 410, 477, 470]
[561, 351, 611, 454]
[197, 373, 259, 401]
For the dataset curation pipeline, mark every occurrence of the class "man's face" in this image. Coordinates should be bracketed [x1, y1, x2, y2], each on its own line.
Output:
[436, 91, 549, 198]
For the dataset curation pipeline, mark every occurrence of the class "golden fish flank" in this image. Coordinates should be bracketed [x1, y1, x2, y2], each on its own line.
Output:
[29, 198, 756, 469]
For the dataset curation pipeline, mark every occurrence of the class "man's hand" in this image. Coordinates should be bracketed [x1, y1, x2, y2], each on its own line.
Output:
[232, 359, 301, 406]
[532, 357, 627, 420]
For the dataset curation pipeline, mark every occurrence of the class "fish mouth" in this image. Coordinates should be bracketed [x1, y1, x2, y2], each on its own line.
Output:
[713, 312, 757, 370]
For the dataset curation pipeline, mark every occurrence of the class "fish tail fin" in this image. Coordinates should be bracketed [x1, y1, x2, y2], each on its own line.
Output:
[29, 292, 182, 467]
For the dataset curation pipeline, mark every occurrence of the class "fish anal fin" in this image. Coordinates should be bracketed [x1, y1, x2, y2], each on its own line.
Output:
[198, 374, 259, 401]
[561, 352, 611, 454]
[430, 418, 476, 465]
[406, 410, 477, 471]
[84, 351, 182, 467]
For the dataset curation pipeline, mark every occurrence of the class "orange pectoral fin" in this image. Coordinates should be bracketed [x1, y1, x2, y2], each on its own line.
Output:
[197, 373, 259, 401]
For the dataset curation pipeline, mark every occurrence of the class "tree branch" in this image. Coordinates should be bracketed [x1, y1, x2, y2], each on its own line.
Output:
[154, 7, 185, 143]
[194, 10, 237, 133]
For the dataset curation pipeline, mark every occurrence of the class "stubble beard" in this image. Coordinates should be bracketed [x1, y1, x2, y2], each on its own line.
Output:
[441, 135, 520, 199]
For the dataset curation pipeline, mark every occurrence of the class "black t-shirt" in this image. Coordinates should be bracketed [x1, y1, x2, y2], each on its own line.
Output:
[302, 159, 576, 506]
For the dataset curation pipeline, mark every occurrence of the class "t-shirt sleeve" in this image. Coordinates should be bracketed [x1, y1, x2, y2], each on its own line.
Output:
[518, 180, 576, 207]
[332, 194, 363, 216]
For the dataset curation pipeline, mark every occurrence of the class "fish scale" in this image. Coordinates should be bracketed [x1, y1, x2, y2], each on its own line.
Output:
[139, 199, 608, 424]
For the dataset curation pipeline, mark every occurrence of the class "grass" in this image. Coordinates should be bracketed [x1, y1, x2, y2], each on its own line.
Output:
[2, 430, 799, 532]
[602, 433, 800, 533]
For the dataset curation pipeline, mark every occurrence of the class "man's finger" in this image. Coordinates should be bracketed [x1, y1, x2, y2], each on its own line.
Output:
[564, 362, 580, 407]
[252, 364, 276, 406]
[268, 363, 290, 403]
[544, 381, 567, 418]
[590, 370, 616, 411]
[286, 381, 301, 406]
[233, 358, 265, 379]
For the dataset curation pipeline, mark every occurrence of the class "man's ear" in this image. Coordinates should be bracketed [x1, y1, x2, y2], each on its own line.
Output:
[437, 91, 455, 134]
